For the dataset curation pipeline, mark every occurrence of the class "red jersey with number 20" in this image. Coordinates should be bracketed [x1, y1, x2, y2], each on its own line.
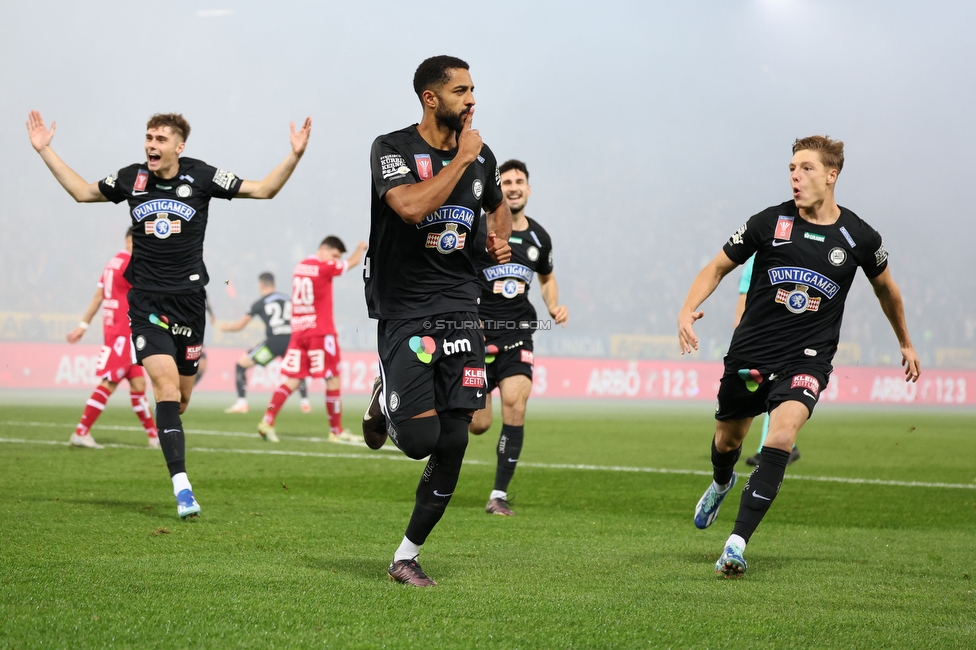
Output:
[289, 255, 347, 337]
[98, 250, 133, 342]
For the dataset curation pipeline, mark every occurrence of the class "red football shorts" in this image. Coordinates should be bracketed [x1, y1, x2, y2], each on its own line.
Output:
[280, 334, 340, 379]
[96, 334, 144, 383]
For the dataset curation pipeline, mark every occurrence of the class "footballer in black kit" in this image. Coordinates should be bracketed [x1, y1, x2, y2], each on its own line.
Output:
[367, 124, 500, 419]
[469, 159, 568, 517]
[27, 110, 312, 520]
[220, 272, 310, 414]
[678, 136, 919, 578]
[361, 56, 512, 587]
[98, 156, 241, 373]
[475, 214, 553, 385]
[246, 290, 294, 361]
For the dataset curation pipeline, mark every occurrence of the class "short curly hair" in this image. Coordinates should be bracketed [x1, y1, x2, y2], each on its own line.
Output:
[147, 113, 191, 142]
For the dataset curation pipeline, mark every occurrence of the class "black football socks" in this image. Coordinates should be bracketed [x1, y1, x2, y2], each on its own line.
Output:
[711, 437, 741, 488]
[493, 424, 524, 493]
[732, 446, 791, 543]
[155, 401, 186, 477]
[234, 364, 247, 398]
[404, 412, 470, 545]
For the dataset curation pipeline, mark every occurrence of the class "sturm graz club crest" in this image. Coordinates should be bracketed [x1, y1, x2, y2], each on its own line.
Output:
[828, 247, 847, 266]
[425, 223, 466, 254]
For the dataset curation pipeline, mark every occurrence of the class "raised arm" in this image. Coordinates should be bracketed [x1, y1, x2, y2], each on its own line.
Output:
[677, 250, 739, 354]
[344, 242, 368, 270]
[66, 286, 104, 343]
[237, 117, 312, 199]
[537, 272, 568, 326]
[384, 109, 483, 225]
[868, 267, 920, 382]
[27, 111, 106, 203]
[219, 314, 253, 333]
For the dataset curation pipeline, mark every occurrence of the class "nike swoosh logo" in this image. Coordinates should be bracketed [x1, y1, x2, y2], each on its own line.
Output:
[132, 191, 148, 196]
[772, 240, 792, 247]
[432, 490, 453, 498]
[476, 391, 483, 397]
[162, 429, 180, 434]
[752, 491, 771, 501]
[507, 458, 519, 463]
[803, 389, 818, 400]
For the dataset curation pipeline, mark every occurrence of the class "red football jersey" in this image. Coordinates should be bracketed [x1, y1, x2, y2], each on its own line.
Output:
[289, 255, 347, 336]
[98, 250, 133, 341]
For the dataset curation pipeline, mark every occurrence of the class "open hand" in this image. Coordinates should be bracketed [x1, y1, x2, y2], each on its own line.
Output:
[901, 346, 921, 382]
[290, 117, 312, 157]
[678, 310, 704, 355]
[26, 110, 56, 152]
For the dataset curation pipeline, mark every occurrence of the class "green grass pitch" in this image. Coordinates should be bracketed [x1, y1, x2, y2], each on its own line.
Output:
[1, 396, 974, 648]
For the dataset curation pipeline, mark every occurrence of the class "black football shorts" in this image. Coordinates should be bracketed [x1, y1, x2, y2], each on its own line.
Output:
[128, 289, 207, 376]
[377, 311, 486, 425]
[714, 356, 830, 421]
[485, 338, 534, 392]
[248, 335, 290, 366]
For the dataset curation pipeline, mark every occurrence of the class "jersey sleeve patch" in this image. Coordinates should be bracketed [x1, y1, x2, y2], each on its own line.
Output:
[97, 169, 127, 204]
[371, 137, 417, 199]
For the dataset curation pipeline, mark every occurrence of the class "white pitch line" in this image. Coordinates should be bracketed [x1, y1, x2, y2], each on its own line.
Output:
[0, 420, 399, 451]
[1, 433, 974, 490]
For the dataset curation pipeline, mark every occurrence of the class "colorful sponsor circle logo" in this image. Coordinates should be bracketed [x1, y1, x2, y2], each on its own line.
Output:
[149, 313, 170, 330]
[409, 335, 436, 363]
[737, 368, 763, 392]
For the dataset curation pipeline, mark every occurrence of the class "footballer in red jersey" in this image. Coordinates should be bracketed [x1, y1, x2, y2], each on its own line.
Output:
[258, 236, 366, 442]
[65, 228, 159, 449]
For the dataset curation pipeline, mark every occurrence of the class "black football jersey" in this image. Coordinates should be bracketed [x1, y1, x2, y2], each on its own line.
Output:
[474, 215, 554, 345]
[98, 157, 242, 294]
[366, 125, 504, 320]
[248, 291, 292, 340]
[724, 200, 888, 367]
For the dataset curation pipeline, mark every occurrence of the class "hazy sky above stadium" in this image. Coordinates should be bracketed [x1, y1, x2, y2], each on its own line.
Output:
[2, 0, 974, 358]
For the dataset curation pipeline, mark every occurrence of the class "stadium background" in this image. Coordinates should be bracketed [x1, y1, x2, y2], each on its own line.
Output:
[2, 1, 974, 397]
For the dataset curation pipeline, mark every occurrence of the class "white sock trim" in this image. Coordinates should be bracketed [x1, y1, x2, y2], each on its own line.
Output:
[490, 490, 507, 501]
[726, 534, 747, 552]
[171, 472, 192, 497]
[393, 536, 421, 563]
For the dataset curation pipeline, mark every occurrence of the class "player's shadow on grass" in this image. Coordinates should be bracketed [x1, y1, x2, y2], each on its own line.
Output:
[303, 555, 387, 581]
[56, 497, 173, 520]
